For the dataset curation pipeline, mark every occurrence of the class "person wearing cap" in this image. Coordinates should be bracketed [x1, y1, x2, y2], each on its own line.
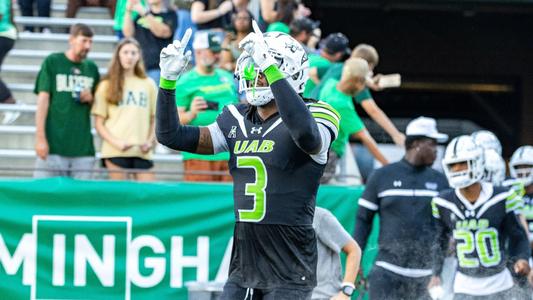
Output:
[123, 0, 177, 84]
[319, 57, 388, 183]
[353, 116, 449, 300]
[289, 17, 319, 54]
[311, 43, 405, 148]
[303, 32, 350, 98]
[174, 31, 239, 181]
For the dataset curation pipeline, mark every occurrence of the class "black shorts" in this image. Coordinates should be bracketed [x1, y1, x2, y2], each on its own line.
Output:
[219, 281, 313, 300]
[103, 157, 154, 169]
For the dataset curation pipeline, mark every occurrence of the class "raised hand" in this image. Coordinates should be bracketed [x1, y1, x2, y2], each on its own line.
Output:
[159, 28, 192, 81]
[238, 20, 276, 72]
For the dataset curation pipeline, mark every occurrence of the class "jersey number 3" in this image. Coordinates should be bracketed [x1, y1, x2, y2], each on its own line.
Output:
[237, 156, 267, 222]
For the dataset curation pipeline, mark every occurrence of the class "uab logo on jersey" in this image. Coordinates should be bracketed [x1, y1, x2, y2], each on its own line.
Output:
[0, 215, 232, 300]
[234, 140, 275, 154]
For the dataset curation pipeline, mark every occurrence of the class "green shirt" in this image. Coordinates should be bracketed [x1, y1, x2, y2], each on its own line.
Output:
[175, 68, 238, 161]
[319, 79, 365, 157]
[266, 22, 290, 33]
[34, 53, 100, 157]
[310, 63, 374, 104]
[0, 0, 16, 38]
[113, 0, 146, 31]
[303, 54, 332, 98]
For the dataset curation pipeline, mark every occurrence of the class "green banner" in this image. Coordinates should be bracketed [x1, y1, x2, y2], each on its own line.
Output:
[0, 178, 377, 299]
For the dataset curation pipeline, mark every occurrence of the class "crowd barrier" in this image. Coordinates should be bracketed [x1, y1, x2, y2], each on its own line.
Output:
[0, 178, 378, 299]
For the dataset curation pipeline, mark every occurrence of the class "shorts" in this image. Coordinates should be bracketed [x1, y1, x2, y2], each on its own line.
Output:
[219, 281, 313, 300]
[104, 157, 153, 169]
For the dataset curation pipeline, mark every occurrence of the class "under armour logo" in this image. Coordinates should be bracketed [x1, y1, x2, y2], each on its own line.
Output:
[251, 127, 262, 134]
[228, 126, 237, 138]
[465, 210, 475, 218]
[393, 180, 402, 187]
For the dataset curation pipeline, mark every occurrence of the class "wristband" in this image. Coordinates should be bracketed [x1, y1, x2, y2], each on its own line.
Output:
[159, 78, 177, 90]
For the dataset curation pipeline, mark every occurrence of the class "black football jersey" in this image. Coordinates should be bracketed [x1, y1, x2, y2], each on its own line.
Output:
[214, 102, 339, 289]
[432, 183, 529, 277]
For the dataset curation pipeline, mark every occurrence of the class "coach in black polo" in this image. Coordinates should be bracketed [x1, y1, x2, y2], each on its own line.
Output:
[354, 117, 449, 300]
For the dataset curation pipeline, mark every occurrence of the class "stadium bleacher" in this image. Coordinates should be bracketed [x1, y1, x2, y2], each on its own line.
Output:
[0, 0, 184, 179]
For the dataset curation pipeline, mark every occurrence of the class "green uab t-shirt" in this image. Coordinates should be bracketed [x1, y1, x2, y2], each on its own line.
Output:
[34, 53, 100, 157]
[303, 54, 332, 98]
[310, 62, 374, 103]
[266, 22, 290, 33]
[319, 79, 365, 157]
[175, 68, 238, 161]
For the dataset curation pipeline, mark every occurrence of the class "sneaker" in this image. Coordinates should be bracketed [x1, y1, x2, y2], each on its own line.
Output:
[1, 101, 22, 125]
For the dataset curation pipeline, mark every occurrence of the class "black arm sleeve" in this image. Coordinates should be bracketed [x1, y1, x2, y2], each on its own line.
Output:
[155, 87, 200, 152]
[431, 215, 450, 276]
[270, 79, 322, 154]
[504, 212, 530, 262]
[354, 209, 376, 252]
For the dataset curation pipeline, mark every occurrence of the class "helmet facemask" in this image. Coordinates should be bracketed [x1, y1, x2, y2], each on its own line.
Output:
[510, 164, 533, 186]
[442, 136, 484, 189]
[236, 55, 274, 106]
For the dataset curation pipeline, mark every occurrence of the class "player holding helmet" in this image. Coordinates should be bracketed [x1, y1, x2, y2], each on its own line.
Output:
[156, 23, 340, 299]
[429, 135, 530, 299]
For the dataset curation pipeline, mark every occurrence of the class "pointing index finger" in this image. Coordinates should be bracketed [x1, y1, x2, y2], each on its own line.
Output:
[251, 20, 264, 39]
[180, 28, 192, 51]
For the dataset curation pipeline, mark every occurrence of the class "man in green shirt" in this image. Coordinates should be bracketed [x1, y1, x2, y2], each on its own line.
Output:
[319, 57, 388, 183]
[311, 44, 405, 147]
[34, 24, 100, 179]
[303, 32, 350, 98]
[175, 31, 238, 181]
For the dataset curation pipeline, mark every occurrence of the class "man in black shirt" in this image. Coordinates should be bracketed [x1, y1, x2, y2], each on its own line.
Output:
[354, 116, 449, 299]
[156, 24, 338, 299]
[123, 0, 177, 84]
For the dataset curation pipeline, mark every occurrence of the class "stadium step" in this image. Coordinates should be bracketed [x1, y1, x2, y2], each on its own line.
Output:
[14, 16, 114, 35]
[14, 4, 113, 21]
[0, 149, 185, 181]
[13, 32, 117, 52]
[1, 64, 108, 86]
[4, 49, 112, 68]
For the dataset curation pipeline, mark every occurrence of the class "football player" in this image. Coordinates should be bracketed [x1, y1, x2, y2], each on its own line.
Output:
[471, 130, 502, 155]
[156, 23, 339, 300]
[429, 136, 530, 299]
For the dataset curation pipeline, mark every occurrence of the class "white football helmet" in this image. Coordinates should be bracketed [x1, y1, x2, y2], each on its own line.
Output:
[442, 135, 485, 189]
[235, 32, 309, 106]
[471, 130, 502, 155]
[483, 149, 506, 186]
[509, 145, 533, 186]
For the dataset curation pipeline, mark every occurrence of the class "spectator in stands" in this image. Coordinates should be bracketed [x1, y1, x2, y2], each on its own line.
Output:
[18, 0, 51, 32]
[319, 58, 388, 183]
[312, 44, 406, 147]
[92, 38, 157, 181]
[66, 0, 117, 19]
[265, 0, 297, 33]
[0, 0, 20, 125]
[303, 32, 350, 98]
[289, 16, 319, 54]
[313, 207, 361, 300]
[219, 8, 252, 72]
[173, 0, 196, 64]
[113, 0, 146, 39]
[175, 31, 238, 181]
[34, 24, 100, 179]
[123, 0, 177, 84]
[354, 116, 449, 300]
[191, 0, 248, 33]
